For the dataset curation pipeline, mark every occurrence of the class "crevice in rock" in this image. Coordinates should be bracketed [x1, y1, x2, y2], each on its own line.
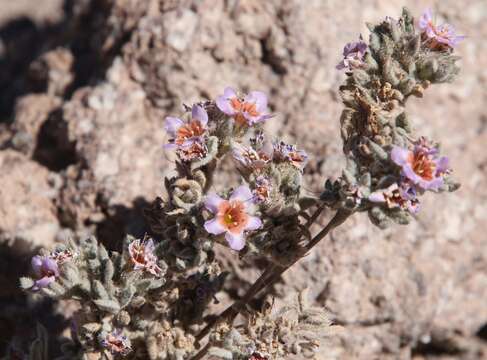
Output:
[94, 196, 152, 252]
[260, 37, 287, 75]
[32, 108, 77, 171]
[0, 0, 138, 122]
[476, 323, 487, 342]
[412, 337, 464, 356]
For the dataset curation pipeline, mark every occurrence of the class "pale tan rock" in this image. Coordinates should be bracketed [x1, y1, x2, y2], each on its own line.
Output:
[0, 150, 60, 247]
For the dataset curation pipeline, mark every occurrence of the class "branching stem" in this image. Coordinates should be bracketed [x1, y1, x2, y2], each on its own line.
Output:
[192, 207, 352, 359]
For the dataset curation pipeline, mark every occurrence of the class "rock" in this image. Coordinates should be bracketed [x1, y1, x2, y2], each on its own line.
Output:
[9, 94, 62, 156]
[0, 0, 486, 358]
[0, 150, 60, 247]
[163, 9, 198, 52]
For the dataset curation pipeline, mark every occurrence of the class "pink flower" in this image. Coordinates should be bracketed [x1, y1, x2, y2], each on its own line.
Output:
[336, 38, 367, 70]
[391, 139, 450, 191]
[216, 87, 273, 126]
[204, 185, 262, 251]
[164, 105, 208, 161]
[232, 142, 272, 172]
[128, 238, 163, 277]
[419, 9, 464, 50]
[101, 329, 132, 356]
[273, 141, 308, 171]
[49, 248, 76, 265]
[31, 255, 59, 291]
[252, 176, 273, 204]
[368, 182, 420, 214]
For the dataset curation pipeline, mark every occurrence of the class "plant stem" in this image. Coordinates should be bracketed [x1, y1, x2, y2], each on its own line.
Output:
[195, 264, 276, 342]
[192, 208, 351, 359]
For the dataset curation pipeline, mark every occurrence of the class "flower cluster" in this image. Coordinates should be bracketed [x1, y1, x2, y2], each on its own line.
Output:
[216, 87, 273, 126]
[419, 9, 464, 50]
[327, 8, 461, 227]
[100, 329, 132, 356]
[17, 7, 463, 360]
[164, 104, 209, 162]
[336, 37, 368, 70]
[128, 237, 164, 276]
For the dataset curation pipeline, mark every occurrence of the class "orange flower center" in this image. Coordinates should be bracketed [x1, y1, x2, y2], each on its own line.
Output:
[230, 98, 260, 125]
[175, 120, 205, 145]
[131, 244, 147, 265]
[218, 200, 248, 233]
[41, 267, 56, 277]
[254, 185, 269, 201]
[409, 152, 435, 181]
[289, 151, 304, 163]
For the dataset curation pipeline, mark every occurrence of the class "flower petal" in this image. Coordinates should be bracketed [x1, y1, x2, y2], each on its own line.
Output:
[216, 87, 237, 115]
[44, 258, 60, 277]
[368, 192, 386, 203]
[204, 218, 226, 235]
[223, 87, 237, 99]
[391, 146, 410, 166]
[245, 91, 268, 113]
[192, 105, 208, 127]
[244, 216, 262, 231]
[145, 239, 155, 252]
[435, 156, 450, 175]
[419, 9, 433, 30]
[204, 193, 225, 213]
[230, 185, 253, 203]
[31, 256, 43, 277]
[225, 231, 245, 251]
[33, 276, 55, 290]
[164, 117, 184, 137]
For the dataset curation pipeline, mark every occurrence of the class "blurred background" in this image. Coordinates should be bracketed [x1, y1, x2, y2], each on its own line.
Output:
[0, 0, 485, 358]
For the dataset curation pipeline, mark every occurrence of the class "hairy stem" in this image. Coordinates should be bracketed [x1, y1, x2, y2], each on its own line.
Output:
[192, 208, 352, 358]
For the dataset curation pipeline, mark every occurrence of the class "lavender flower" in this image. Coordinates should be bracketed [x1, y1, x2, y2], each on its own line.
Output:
[369, 182, 420, 214]
[419, 9, 464, 50]
[252, 175, 273, 204]
[216, 87, 272, 126]
[273, 141, 309, 171]
[31, 255, 59, 291]
[232, 142, 271, 172]
[101, 329, 132, 356]
[249, 352, 269, 360]
[177, 138, 208, 162]
[204, 185, 262, 251]
[164, 104, 208, 154]
[49, 248, 76, 265]
[128, 238, 163, 276]
[336, 38, 368, 70]
[391, 139, 450, 191]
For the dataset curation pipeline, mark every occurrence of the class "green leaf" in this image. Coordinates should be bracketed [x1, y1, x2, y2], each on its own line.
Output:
[93, 299, 120, 314]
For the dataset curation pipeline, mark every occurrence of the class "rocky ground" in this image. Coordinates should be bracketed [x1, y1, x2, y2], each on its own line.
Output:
[0, 0, 486, 359]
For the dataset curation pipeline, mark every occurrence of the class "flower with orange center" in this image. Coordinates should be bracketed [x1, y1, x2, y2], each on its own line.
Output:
[204, 185, 262, 251]
[128, 238, 163, 277]
[101, 329, 132, 356]
[216, 87, 272, 126]
[419, 9, 464, 50]
[252, 175, 273, 204]
[164, 105, 208, 160]
[369, 182, 420, 214]
[391, 142, 449, 191]
[273, 141, 309, 171]
[232, 142, 272, 173]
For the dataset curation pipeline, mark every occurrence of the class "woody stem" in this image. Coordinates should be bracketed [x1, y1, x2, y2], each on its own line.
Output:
[192, 207, 351, 359]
